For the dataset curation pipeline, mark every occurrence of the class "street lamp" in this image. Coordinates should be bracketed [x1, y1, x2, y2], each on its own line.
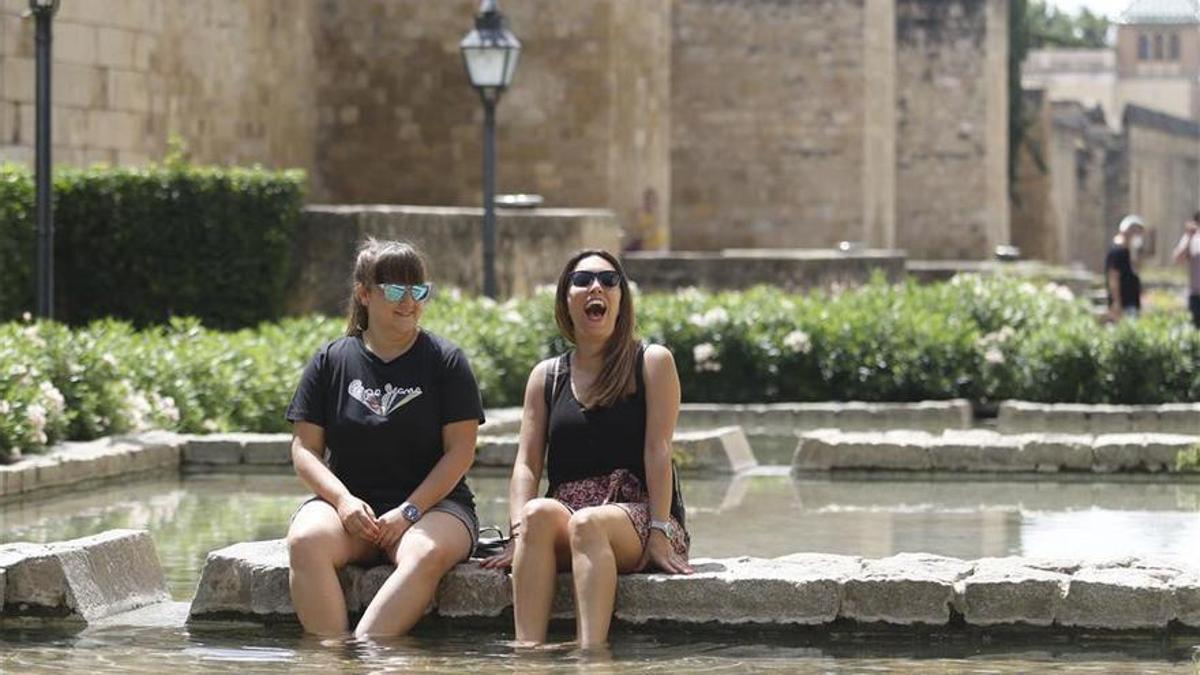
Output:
[460, 0, 520, 299]
[29, 0, 59, 319]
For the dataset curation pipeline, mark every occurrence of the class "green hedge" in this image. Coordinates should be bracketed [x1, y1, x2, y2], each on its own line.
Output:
[0, 163, 305, 328]
[2, 276, 1198, 462]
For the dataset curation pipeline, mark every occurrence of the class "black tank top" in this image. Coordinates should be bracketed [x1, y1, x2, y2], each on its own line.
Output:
[544, 344, 685, 525]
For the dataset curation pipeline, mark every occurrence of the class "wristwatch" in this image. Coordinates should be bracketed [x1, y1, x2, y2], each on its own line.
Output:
[648, 519, 675, 540]
[399, 501, 422, 524]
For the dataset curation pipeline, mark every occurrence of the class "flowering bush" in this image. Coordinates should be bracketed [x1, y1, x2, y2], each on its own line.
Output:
[2, 275, 1197, 462]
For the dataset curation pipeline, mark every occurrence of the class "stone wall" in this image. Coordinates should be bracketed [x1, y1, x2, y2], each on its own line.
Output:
[620, 249, 906, 294]
[669, 0, 869, 250]
[894, 0, 1009, 260]
[310, 0, 671, 239]
[287, 205, 621, 315]
[1122, 106, 1200, 265]
[0, 0, 318, 174]
[1012, 99, 1128, 274]
[0, 0, 1008, 262]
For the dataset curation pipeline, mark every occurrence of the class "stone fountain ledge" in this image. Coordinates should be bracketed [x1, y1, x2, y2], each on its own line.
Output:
[188, 539, 1200, 633]
[998, 401, 1200, 435]
[0, 530, 169, 623]
[794, 429, 1200, 474]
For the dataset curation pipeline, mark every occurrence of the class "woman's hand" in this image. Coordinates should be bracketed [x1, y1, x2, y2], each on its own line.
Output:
[636, 530, 692, 575]
[375, 508, 414, 554]
[336, 495, 381, 543]
[479, 538, 516, 570]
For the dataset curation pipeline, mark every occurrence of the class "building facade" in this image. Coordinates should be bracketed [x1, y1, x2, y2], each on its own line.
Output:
[0, 0, 1009, 259]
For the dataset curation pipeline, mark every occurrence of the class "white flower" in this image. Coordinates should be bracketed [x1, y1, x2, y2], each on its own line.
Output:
[26, 404, 47, 433]
[0, 400, 9, 415]
[534, 283, 557, 296]
[202, 419, 220, 433]
[20, 311, 31, 322]
[502, 310, 522, 324]
[783, 330, 812, 355]
[150, 393, 180, 426]
[21, 325, 44, 348]
[100, 353, 118, 368]
[689, 307, 729, 329]
[1045, 282, 1074, 303]
[677, 286, 704, 301]
[984, 347, 1005, 365]
[38, 381, 65, 414]
[692, 342, 722, 373]
[1019, 282, 1038, 295]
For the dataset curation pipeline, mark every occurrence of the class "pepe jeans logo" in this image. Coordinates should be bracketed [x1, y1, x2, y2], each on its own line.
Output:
[348, 379, 422, 417]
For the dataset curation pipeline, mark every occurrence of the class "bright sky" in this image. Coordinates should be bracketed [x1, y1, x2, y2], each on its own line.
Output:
[1047, 0, 1131, 18]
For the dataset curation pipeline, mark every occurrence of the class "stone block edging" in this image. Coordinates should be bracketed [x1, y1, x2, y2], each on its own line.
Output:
[997, 401, 1200, 435]
[477, 426, 757, 473]
[0, 529, 169, 622]
[188, 539, 1200, 633]
[793, 429, 1200, 474]
[678, 400, 972, 434]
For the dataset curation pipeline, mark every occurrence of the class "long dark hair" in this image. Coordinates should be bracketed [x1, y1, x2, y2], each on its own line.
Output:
[555, 249, 638, 408]
[344, 238, 426, 336]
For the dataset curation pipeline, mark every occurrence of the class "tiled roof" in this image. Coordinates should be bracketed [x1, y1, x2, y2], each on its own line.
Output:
[1119, 0, 1200, 24]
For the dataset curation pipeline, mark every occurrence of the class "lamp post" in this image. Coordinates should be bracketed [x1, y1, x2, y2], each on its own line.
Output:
[460, 0, 520, 299]
[30, 0, 59, 319]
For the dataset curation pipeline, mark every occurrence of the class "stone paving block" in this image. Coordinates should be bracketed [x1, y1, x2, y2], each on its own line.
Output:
[0, 566, 5, 615]
[1138, 435, 1200, 472]
[1092, 434, 1143, 471]
[616, 557, 845, 625]
[183, 437, 244, 465]
[1158, 404, 1200, 435]
[958, 558, 1068, 626]
[240, 434, 292, 465]
[1129, 408, 1162, 433]
[1018, 434, 1094, 471]
[672, 426, 758, 473]
[0, 530, 167, 622]
[191, 539, 291, 618]
[1086, 405, 1133, 434]
[834, 402, 880, 431]
[1058, 566, 1175, 629]
[842, 553, 973, 625]
[996, 401, 1046, 433]
[793, 403, 840, 431]
[928, 431, 1028, 471]
[1172, 571, 1200, 627]
[478, 407, 522, 436]
[1042, 404, 1091, 434]
[474, 435, 518, 467]
[435, 563, 512, 618]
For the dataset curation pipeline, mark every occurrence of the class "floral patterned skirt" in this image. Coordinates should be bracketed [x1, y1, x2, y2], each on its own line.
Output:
[550, 468, 689, 558]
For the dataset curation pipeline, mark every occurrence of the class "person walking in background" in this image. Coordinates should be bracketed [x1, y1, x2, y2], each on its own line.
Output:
[1173, 211, 1200, 328]
[481, 249, 691, 650]
[284, 238, 484, 638]
[1106, 215, 1146, 322]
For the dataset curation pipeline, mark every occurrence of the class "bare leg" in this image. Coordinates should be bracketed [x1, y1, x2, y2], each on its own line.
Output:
[287, 500, 378, 636]
[567, 505, 644, 650]
[354, 511, 472, 638]
[511, 498, 572, 644]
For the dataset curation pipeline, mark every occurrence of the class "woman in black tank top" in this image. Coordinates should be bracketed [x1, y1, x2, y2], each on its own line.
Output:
[480, 249, 692, 650]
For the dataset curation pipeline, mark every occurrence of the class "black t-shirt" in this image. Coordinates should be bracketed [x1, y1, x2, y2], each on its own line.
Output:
[285, 331, 485, 513]
[1105, 245, 1141, 310]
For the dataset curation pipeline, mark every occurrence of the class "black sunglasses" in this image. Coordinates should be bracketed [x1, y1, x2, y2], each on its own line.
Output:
[569, 270, 622, 288]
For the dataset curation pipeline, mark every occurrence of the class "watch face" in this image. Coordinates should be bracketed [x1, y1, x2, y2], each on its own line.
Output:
[402, 504, 420, 522]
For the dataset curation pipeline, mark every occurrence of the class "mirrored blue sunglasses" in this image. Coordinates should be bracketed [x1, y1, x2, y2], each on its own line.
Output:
[379, 283, 432, 303]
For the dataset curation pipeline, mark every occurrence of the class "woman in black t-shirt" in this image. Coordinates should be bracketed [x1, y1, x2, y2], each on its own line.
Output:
[481, 249, 692, 650]
[285, 239, 484, 638]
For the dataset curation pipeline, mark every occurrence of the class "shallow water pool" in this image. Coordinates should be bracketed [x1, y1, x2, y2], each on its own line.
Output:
[2, 469, 1200, 672]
